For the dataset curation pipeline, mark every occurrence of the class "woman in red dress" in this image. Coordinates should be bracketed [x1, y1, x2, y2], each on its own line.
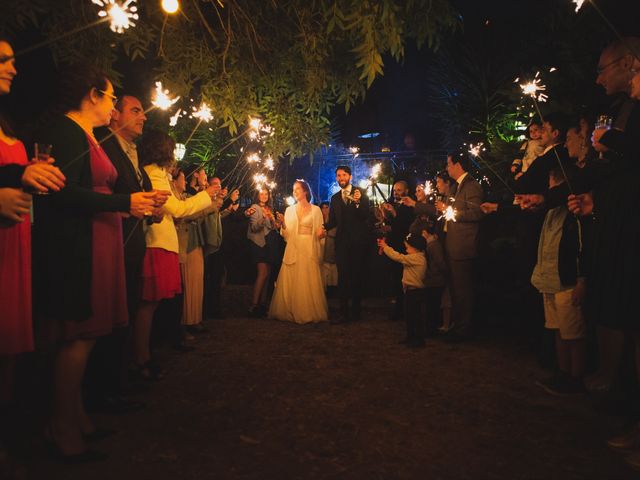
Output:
[33, 64, 157, 461]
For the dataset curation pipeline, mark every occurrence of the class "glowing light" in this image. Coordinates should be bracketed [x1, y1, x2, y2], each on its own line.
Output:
[161, 0, 180, 14]
[424, 181, 433, 196]
[92, 0, 139, 34]
[549, 67, 557, 72]
[268, 182, 277, 190]
[174, 143, 186, 161]
[192, 102, 213, 122]
[520, 72, 548, 103]
[248, 130, 259, 141]
[572, 0, 585, 12]
[370, 163, 382, 179]
[286, 196, 296, 206]
[358, 179, 371, 189]
[468, 142, 486, 158]
[249, 117, 262, 130]
[246, 153, 261, 164]
[264, 156, 275, 171]
[439, 206, 457, 222]
[349, 146, 360, 154]
[152, 82, 179, 110]
[169, 109, 182, 127]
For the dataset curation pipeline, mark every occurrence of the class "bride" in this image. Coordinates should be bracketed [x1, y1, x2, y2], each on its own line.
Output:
[269, 180, 328, 324]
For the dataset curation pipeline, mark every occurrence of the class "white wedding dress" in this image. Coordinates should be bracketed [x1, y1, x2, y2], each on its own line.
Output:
[269, 204, 328, 324]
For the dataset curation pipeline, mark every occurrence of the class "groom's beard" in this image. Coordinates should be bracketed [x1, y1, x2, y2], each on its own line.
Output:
[337, 180, 349, 189]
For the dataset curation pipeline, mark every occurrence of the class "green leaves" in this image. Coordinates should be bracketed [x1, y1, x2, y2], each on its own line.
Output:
[1, 0, 457, 161]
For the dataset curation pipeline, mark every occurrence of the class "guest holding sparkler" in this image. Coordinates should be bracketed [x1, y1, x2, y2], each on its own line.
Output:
[132, 130, 218, 381]
[380, 180, 415, 321]
[568, 39, 640, 466]
[32, 64, 158, 461]
[247, 187, 282, 317]
[402, 152, 483, 342]
[511, 120, 544, 179]
[0, 35, 66, 473]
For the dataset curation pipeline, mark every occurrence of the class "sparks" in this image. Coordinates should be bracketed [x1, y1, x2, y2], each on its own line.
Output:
[169, 109, 182, 127]
[192, 102, 213, 122]
[249, 117, 262, 130]
[264, 156, 275, 171]
[439, 206, 457, 222]
[349, 146, 360, 154]
[572, 0, 585, 12]
[286, 196, 296, 206]
[370, 163, 382, 179]
[248, 130, 259, 141]
[468, 142, 485, 158]
[92, 0, 139, 34]
[520, 73, 548, 103]
[246, 153, 261, 164]
[423, 181, 433, 196]
[152, 82, 179, 110]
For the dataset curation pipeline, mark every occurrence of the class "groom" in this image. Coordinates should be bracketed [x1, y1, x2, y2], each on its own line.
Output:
[324, 165, 370, 323]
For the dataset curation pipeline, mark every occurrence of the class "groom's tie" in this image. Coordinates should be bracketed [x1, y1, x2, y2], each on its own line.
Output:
[342, 189, 349, 204]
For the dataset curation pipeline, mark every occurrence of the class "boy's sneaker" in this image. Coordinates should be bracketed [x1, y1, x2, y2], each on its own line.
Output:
[536, 373, 586, 396]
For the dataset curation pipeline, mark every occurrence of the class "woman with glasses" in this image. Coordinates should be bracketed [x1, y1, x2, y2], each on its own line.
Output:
[33, 64, 157, 462]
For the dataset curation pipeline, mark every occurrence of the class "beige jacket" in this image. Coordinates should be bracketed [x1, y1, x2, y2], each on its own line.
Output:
[143, 163, 212, 254]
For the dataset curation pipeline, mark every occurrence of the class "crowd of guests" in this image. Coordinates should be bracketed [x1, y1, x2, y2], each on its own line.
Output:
[1, 29, 640, 475]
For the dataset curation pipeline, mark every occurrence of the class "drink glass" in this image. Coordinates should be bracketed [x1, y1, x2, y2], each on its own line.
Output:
[31, 143, 53, 195]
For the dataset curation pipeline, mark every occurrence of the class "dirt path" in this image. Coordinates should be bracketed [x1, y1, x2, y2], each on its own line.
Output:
[28, 299, 635, 480]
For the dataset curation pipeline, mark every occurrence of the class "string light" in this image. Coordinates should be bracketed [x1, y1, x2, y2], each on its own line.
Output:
[92, 0, 139, 34]
[152, 81, 180, 110]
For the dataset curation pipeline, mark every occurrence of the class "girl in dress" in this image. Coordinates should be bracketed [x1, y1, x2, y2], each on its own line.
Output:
[269, 180, 328, 324]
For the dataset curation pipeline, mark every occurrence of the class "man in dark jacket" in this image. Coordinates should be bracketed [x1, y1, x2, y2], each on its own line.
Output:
[86, 95, 160, 413]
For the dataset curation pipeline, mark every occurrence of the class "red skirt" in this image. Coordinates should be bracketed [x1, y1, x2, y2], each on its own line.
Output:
[141, 248, 182, 302]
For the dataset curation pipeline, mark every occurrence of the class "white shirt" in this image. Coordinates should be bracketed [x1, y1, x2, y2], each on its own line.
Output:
[456, 172, 468, 186]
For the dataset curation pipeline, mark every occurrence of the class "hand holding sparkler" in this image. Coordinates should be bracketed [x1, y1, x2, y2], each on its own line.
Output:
[480, 202, 498, 214]
[352, 189, 361, 203]
[400, 196, 416, 208]
[381, 202, 397, 217]
[276, 211, 286, 229]
[567, 193, 594, 216]
[129, 191, 158, 219]
[519, 194, 545, 211]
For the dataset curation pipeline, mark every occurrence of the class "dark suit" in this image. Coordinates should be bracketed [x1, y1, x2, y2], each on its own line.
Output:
[415, 174, 483, 335]
[325, 186, 370, 319]
[385, 202, 415, 319]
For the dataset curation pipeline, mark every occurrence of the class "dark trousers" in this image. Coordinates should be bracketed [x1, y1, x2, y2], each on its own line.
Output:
[85, 255, 142, 400]
[448, 259, 475, 336]
[425, 286, 444, 334]
[336, 242, 367, 318]
[405, 288, 426, 341]
[204, 250, 225, 318]
[390, 261, 404, 319]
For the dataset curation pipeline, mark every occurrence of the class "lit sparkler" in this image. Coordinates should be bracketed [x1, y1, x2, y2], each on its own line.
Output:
[572, 0, 585, 12]
[349, 146, 360, 155]
[253, 173, 268, 191]
[286, 196, 296, 206]
[152, 82, 180, 110]
[264, 156, 275, 171]
[92, 0, 139, 34]
[468, 142, 486, 158]
[169, 109, 182, 127]
[192, 102, 213, 122]
[246, 153, 261, 164]
[370, 163, 382, 179]
[519, 72, 548, 103]
[439, 206, 457, 222]
[249, 117, 262, 131]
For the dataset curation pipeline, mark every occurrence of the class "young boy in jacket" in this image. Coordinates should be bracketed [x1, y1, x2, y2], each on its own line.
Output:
[378, 233, 428, 348]
[531, 166, 587, 395]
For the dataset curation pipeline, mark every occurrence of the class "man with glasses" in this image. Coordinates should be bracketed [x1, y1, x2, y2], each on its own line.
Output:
[567, 37, 640, 469]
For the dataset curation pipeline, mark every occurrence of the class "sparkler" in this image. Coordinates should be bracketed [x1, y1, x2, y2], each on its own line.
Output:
[286, 196, 296, 206]
[264, 156, 275, 171]
[572, 0, 585, 12]
[92, 0, 139, 34]
[246, 153, 261, 164]
[519, 72, 548, 103]
[467, 142, 516, 195]
[184, 102, 213, 145]
[169, 109, 182, 127]
[439, 206, 457, 223]
[152, 82, 180, 111]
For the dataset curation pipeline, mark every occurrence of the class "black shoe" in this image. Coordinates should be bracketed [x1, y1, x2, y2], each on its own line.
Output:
[248, 305, 262, 318]
[86, 396, 146, 415]
[83, 428, 118, 442]
[258, 304, 269, 317]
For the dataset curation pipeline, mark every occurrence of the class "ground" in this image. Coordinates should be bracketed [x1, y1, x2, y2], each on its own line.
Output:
[24, 292, 636, 480]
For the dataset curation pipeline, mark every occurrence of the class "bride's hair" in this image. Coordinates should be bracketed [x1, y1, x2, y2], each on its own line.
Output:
[295, 179, 313, 203]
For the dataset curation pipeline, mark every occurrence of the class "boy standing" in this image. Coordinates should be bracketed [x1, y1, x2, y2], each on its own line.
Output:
[378, 234, 428, 348]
